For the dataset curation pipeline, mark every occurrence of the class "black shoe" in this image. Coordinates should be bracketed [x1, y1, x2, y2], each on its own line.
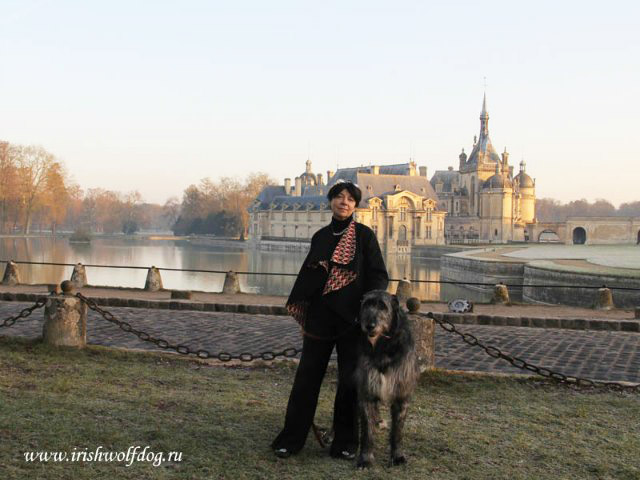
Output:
[330, 449, 355, 461]
[274, 448, 291, 459]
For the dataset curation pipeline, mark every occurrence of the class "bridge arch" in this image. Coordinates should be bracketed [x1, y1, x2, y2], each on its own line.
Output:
[572, 227, 587, 245]
[538, 230, 560, 243]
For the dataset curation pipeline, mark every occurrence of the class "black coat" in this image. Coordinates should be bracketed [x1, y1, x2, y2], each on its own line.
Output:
[287, 220, 389, 326]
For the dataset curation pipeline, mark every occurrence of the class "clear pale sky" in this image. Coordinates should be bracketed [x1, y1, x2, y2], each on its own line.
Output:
[1, 0, 638, 206]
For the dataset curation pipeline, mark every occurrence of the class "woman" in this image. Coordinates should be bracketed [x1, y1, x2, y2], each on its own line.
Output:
[271, 180, 389, 460]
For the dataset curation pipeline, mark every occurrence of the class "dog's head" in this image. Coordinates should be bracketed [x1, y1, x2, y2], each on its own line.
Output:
[359, 290, 399, 347]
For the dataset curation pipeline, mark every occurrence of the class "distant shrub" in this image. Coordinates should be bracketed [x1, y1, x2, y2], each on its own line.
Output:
[69, 229, 91, 243]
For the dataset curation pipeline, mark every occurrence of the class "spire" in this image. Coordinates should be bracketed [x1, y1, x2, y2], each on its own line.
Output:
[479, 93, 489, 136]
[465, 91, 500, 169]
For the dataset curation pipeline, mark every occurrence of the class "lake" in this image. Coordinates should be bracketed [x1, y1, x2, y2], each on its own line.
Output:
[0, 236, 443, 300]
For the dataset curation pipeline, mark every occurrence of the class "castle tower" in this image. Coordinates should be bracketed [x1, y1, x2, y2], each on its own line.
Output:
[515, 160, 535, 223]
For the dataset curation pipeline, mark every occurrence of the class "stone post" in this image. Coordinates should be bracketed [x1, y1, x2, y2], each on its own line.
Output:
[70, 263, 87, 288]
[1, 260, 21, 285]
[491, 283, 510, 305]
[594, 287, 614, 310]
[42, 281, 87, 348]
[144, 266, 163, 291]
[222, 271, 241, 294]
[396, 278, 412, 305]
[406, 297, 434, 373]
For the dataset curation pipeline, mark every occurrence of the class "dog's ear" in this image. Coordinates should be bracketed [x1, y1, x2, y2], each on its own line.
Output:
[391, 294, 400, 312]
[389, 295, 400, 333]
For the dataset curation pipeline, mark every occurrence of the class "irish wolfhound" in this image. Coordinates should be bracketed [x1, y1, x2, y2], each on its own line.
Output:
[355, 290, 419, 469]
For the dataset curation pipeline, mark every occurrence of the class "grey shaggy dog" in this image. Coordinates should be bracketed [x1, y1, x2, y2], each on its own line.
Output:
[355, 290, 419, 469]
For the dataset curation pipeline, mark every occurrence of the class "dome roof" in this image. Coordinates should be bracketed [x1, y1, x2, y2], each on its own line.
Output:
[483, 173, 512, 190]
[299, 171, 317, 185]
[515, 172, 534, 188]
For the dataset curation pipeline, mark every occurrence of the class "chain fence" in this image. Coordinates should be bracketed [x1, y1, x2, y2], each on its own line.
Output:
[421, 311, 639, 393]
[77, 294, 640, 392]
[0, 295, 637, 393]
[0, 297, 46, 328]
[75, 293, 301, 362]
[3, 259, 640, 291]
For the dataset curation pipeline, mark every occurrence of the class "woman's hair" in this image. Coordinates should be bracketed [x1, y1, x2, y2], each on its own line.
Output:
[327, 180, 362, 207]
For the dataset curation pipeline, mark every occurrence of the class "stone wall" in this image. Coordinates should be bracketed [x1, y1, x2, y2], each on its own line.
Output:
[523, 264, 640, 308]
[440, 251, 526, 300]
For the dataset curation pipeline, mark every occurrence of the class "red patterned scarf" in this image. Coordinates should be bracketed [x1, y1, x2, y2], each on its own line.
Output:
[322, 220, 357, 294]
[286, 220, 358, 325]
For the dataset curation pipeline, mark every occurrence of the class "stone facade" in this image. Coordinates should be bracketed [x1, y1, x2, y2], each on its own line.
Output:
[529, 217, 640, 245]
[430, 94, 536, 244]
[248, 161, 447, 253]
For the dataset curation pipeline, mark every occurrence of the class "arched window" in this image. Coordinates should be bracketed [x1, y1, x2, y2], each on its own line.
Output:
[399, 225, 407, 241]
[399, 198, 410, 221]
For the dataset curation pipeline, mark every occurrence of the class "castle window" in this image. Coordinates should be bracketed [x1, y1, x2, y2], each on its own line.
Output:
[427, 208, 432, 222]
[415, 218, 421, 238]
[426, 226, 432, 239]
[399, 198, 410, 221]
[388, 217, 394, 238]
[372, 206, 378, 221]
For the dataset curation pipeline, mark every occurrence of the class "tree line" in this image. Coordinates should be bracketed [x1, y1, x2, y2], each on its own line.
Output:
[170, 173, 276, 238]
[535, 198, 640, 222]
[0, 141, 158, 235]
[0, 140, 275, 237]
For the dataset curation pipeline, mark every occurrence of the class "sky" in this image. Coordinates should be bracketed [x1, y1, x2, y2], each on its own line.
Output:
[0, 0, 638, 206]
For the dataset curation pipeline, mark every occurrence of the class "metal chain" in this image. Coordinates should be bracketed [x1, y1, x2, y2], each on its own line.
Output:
[0, 297, 47, 328]
[75, 293, 300, 362]
[70, 294, 639, 392]
[422, 312, 640, 394]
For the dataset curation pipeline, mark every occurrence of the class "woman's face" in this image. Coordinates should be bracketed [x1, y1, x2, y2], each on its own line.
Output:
[330, 188, 356, 221]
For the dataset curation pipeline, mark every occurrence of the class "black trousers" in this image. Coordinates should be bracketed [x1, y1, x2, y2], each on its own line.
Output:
[272, 304, 360, 455]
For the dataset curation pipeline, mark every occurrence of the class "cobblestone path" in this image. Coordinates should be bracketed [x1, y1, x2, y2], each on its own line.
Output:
[1, 302, 638, 384]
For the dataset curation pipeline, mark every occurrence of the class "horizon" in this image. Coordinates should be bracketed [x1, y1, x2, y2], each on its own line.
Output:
[1, 1, 638, 207]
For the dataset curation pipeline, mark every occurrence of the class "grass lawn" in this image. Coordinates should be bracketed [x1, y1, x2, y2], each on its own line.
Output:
[0, 336, 638, 480]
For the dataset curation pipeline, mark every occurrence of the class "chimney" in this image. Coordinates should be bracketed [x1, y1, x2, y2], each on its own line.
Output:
[294, 177, 302, 197]
[284, 178, 291, 195]
[371, 165, 379, 175]
[419, 166, 427, 177]
[316, 173, 323, 186]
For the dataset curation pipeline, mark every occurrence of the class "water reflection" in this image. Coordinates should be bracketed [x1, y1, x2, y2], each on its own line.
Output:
[0, 237, 443, 300]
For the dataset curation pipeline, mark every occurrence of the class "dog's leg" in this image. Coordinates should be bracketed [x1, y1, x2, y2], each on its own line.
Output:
[357, 400, 378, 469]
[389, 398, 409, 466]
